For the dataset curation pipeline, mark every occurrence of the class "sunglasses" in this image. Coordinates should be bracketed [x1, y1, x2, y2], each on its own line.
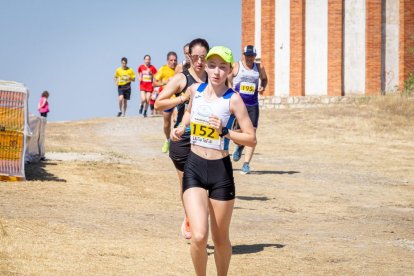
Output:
[189, 54, 206, 63]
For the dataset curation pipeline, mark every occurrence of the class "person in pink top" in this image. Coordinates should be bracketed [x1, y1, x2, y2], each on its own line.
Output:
[38, 90, 50, 117]
[138, 55, 157, 117]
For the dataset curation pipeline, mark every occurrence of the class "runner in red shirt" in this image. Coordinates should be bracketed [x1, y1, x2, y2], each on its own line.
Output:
[138, 55, 157, 117]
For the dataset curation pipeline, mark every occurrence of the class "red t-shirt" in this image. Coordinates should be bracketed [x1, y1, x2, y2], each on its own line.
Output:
[138, 64, 157, 92]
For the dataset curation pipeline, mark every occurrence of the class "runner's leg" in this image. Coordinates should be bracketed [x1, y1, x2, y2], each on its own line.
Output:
[176, 169, 191, 238]
[163, 111, 172, 140]
[139, 90, 146, 114]
[161, 111, 172, 152]
[118, 94, 124, 113]
[123, 98, 127, 115]
[176, 170, 184, 201]
[145, 91, 151, 115]
[209, 198, 234, 276]
[183, 187, 209, 276]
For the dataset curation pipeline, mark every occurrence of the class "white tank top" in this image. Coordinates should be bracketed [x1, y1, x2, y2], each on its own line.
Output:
[190, 83, 235, 151]
[232, 61, 260, 106]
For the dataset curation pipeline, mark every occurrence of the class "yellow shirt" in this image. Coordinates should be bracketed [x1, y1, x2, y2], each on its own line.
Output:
[154, 65, 175, 83]
[115, 67, 136, 86]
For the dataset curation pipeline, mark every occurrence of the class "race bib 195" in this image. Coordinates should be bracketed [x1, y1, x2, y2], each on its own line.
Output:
[239, 82, 256, 95]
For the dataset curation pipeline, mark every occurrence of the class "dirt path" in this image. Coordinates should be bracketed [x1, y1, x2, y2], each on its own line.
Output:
[1, 104, 413, 275]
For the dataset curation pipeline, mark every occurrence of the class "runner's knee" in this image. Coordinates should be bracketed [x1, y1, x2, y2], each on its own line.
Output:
[191, 231, 208, 248]
[211, 233, 230, 247]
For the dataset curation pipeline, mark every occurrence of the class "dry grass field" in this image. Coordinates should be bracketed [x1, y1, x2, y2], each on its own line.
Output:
[1, 96, 414, 275]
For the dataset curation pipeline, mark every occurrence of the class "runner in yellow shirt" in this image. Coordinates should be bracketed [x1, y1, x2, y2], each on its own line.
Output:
[114, 57, 135, 117]
[153, 51, 177, 153]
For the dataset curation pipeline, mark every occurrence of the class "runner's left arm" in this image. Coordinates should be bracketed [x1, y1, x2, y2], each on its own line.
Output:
[223, 93, 256, 147]
[130, 69, 136, 82]
[227, 62, 238, 88]
[258, 64, 268, 94]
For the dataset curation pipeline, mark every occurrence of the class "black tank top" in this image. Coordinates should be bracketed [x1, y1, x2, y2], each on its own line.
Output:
[183, 61, 191, 71]
[174, 69, 206, 127]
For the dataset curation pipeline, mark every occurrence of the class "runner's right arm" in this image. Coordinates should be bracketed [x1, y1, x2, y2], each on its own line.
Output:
[154, 73, 187, 111]
[137, 66, 143, 82]
[114, 70, 119, 85]
[170, 83, 196, 141]
[175, 63, 183, 74]
[227, 62, 239, 88]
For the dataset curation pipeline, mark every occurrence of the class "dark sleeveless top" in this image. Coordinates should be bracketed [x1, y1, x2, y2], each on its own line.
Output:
[173, 69, 207, 128]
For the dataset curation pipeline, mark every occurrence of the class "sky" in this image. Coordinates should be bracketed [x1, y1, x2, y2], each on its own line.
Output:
[0, 0, 242, 122]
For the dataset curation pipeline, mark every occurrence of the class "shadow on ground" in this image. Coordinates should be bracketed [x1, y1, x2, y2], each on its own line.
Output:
[207, 243, 285, 255]
[25, 161, 66, 182]
[233, 169, 300, 175]
[236, 196, 270, 201]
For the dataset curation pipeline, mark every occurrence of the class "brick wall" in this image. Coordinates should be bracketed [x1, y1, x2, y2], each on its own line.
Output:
[290, 0, 306, 96]
[242, 0, 255, 53]
[366, 0, 383, 95]
[328, 0, 343, 96]
[261, 0, 275, 96]
[241, 0, 410, 97]
[399, 0, 414, 88]
[399, 0, 405, 88]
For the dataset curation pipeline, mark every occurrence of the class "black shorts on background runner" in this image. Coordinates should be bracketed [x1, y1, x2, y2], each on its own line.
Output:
[234, 105, 259, 129]
[118, 83, 131, 100]
[169, 131, 191, 171]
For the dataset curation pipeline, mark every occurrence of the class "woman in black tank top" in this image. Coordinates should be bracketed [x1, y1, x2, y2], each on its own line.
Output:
[154, 38, 210, 240]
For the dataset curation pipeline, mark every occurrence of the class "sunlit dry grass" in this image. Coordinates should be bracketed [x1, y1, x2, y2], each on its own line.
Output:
[318, 95, 414, 137]
[1, 103, 413, 275]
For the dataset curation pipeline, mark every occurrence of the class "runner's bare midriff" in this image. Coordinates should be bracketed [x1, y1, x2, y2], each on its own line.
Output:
[191, 144, 229, 160]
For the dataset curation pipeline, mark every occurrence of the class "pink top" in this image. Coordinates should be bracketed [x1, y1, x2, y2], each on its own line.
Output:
[38, 97, 49, 113]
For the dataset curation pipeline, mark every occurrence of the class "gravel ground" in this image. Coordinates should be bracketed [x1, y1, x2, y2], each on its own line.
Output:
[1, 106, 413, 275]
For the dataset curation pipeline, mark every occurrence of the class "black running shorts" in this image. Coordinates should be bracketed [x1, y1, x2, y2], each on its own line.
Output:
[247, 105, 259, 128]
[234, 104, 259, 129]
[183, 151, 235, 201]
[118, 84, 131, 100]
[169, 132, 191, 172]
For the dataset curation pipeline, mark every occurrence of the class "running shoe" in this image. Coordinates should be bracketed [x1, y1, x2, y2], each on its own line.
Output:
[232, 145, 244, 162]
[181, 216, 192, 240]
[117, 112, 122, 117]
[162, 140, 170, 153]
[143, 110, 147, 118]
[241, 162, 251, 175]
[139, 104, 143, 114]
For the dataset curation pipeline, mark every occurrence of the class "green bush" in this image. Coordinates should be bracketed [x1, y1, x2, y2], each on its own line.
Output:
[403, 73, 414, 97]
